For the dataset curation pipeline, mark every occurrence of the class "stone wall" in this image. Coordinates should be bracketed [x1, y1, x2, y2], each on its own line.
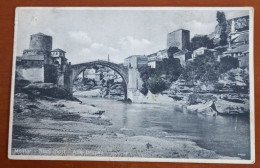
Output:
[127, 68, 144, 100]
[148, 61, 156, 68]
[44, 64, 58, 83]
[238, 53, 249, 68]
[20, 67, 44, 82]
[209, 15, 249, 40]
[64, 64, 72, 92]
[128, 69, 143, 90]
[174, 55, 186, 67]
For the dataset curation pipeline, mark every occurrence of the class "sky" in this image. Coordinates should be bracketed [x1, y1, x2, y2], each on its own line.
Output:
[15, 8, 250, 64]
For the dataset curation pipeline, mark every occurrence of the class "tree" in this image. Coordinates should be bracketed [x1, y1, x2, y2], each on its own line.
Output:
[181, 54, 220, 83]
[167, 46, 180, 59]
[219, 56, 239, 73]
[138, 55, 183, 94]
[190, 35, 214, 51]
[216, 11, 228, 46]
[147, 77, 169, 94]
[162, 58, 183, 82]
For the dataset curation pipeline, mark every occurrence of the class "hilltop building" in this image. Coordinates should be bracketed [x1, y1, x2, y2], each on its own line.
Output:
[124, 55, 148, 69]
[192, 47, 217, 59]
[229, 30, 249, 47]
[173, 49, 192, 66]
[208, 15, 250, 68]
[167, 29, 190, 50]
[147, 49, 167, 68]
[223, 44, 249, 68]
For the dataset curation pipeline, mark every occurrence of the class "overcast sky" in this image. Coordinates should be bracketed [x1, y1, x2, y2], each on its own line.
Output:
[15, 8, 249, 64]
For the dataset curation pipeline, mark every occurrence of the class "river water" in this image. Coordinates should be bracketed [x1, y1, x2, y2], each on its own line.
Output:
[79, 97, 251, 159]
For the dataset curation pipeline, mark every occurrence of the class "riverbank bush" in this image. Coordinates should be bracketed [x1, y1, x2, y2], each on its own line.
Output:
[180, 54, 243, 92]
[139, 47, 182, 94]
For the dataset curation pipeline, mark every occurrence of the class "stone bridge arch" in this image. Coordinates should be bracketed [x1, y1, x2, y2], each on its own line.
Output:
[70, 60, 129, 99]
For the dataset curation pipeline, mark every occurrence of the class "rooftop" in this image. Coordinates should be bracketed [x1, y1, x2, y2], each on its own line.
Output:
[125, 55, 147, 59]
[21, 55, 45, 61]
[173, 49, 191, 56]
[224, 44, 249, 54]
[51, 48, 66, 53]
[194, 47, 207, 51]
[194, 47, 216, 52]
[147, 49, 167, 57]
[168, 28, 190, 34]
[147, 53, 157, 57]
[232, 31, 249, 43]
[31, 32, 52, 37]
[243, 50, 249, 54]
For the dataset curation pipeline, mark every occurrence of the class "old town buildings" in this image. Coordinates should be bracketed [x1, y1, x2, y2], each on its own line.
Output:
[145, 15, 250, 69]
[16, 33, 70, 86]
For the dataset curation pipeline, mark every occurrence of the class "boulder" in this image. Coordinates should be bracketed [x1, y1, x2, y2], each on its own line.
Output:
[215, 99, 249, 115]
[15, 93, 28, 99]
[23, 83, 74, 100]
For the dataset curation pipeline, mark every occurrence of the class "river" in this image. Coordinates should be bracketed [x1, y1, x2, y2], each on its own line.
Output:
[78, 97, 251, 160]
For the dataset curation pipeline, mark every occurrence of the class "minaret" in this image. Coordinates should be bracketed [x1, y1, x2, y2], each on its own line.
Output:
[228, 19, 236, 50]
[231, 19, 236, 35]
[108, 54, 110, 62]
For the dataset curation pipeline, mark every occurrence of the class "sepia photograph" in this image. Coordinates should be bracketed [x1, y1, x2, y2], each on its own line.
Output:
[8, 7, 254, 163]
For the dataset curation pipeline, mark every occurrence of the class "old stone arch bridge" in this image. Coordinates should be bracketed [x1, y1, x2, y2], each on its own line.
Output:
[69, 60, 129, 99]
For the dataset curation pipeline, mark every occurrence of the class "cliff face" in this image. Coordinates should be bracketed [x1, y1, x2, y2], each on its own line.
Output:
[226, 15, 249, 33]
[209, 15, 249, 43]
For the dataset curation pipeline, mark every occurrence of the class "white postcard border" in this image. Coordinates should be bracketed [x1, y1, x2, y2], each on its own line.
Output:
[8, 7, 255, 164]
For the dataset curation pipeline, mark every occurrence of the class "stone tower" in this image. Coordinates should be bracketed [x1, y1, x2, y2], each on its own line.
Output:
[29, 33, 53, 51]
[167, 29, 190, 50]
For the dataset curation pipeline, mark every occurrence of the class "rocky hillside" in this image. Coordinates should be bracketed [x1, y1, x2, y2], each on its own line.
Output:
[209, 15, 249, 42]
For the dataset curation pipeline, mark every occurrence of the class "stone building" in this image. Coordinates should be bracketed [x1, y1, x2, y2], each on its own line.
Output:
[16, 33, 70, 88]
[167, 29, 190, 50]
[83, 68, 101, 81]
[239, 50, 249, 68]
[230, 30, 249, 47]
[192, 47, 217, 59]
[223, 44, 249, 68]
[173, 49, 192, 67]
[147, 49, 167, 68]
[51, 48, 68, 67]
[124, 55, 148, 69]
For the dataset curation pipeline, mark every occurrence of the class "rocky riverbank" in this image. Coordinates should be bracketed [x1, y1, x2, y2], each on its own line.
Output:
[11, 88, 240, 159]
[73, 88, 250, 116]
